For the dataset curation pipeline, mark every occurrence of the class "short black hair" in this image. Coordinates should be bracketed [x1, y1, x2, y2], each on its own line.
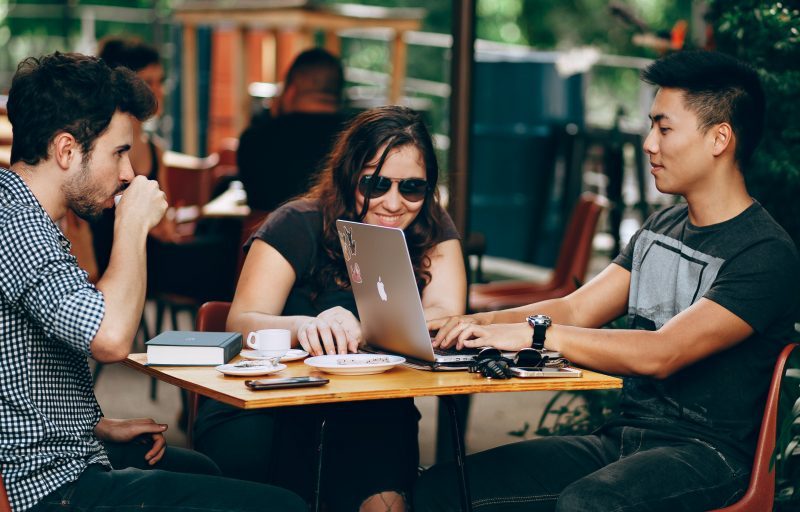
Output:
[7, 52, 157, 165]
[284, 48, 344, 100]
[98, 36, 160, 72]
[642, 50, 765, 169]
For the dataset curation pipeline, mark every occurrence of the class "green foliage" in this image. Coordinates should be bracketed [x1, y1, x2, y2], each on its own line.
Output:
[707, 1, 800, 248]
[518, 0, 690, 54]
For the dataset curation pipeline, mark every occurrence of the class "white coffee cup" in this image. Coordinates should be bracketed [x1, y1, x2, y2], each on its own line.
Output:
[246, 329, 290, 359]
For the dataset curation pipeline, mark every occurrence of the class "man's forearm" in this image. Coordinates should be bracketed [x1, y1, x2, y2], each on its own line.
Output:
[92, 224, 149, 361]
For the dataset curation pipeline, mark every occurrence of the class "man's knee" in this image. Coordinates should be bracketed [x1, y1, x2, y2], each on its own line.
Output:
[556, 477, 628, 512]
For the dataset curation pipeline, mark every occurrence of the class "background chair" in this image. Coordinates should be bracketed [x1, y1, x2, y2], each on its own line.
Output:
[468, 192, 608, 312]
[0, 473, 10, 512]
[187, 301, 233, 447]
[162, 151, 220, 208]
[710, 342, 798, 511]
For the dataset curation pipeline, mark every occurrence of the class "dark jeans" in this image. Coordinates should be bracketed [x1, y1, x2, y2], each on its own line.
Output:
[414, 426, 750, 512]
[194, 398, 421, 512]
[31, 439, 306, 511]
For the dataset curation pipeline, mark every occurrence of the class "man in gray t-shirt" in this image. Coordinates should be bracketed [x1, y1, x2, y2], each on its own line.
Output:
[416, 51, 799, 512]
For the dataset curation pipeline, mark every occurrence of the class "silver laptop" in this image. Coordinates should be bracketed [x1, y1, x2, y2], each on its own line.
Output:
[336, 219, 479, 366]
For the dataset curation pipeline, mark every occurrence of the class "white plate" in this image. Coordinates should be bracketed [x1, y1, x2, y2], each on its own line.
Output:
[304, 354, 405, 375]
[216, 362, 287, 376]
[240, 349, 309, 363]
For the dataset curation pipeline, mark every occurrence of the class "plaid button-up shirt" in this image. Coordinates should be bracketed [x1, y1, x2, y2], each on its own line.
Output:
[0, 168, 109, 511]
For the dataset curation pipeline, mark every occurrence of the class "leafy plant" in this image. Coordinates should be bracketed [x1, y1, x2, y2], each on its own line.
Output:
[706, 3, 800, 508]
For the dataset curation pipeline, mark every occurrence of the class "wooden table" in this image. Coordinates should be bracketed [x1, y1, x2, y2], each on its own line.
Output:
[124, 353, 620, 511]
[124, 353, 620, 408]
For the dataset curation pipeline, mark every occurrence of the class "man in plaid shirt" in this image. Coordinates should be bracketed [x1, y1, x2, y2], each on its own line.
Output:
[0, 52, 304, 512]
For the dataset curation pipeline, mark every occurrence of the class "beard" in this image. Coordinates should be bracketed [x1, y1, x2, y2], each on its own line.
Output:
[63, 153, 116, 221]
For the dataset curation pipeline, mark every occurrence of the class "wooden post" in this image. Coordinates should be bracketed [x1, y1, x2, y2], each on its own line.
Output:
[324, 29, 341, 55]
[181, 24, 199, 155]
[390, 31, 407, 104]
[232, 25, 248, 135]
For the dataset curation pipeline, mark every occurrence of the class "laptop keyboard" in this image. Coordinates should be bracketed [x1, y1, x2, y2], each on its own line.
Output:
[433, 346, 481, 357]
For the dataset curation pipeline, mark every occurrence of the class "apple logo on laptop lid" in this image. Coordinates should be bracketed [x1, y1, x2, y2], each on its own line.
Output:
[377, 276, 388, 301]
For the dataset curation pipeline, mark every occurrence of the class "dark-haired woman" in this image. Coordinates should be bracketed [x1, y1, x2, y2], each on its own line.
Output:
[193, 106, 466, 511]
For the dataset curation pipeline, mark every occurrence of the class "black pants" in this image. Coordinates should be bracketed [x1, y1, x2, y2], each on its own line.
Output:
[414, 426, 750, 511]
[194, 398, 421, 511]
[31, 439, 305, 511]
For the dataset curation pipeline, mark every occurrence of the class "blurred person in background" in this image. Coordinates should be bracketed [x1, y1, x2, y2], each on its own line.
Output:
[237, 47, 348, 214]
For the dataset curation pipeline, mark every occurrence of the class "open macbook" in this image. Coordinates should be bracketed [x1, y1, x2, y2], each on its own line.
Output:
[336, 219, 482, 368]
[335, 220, 567, 370]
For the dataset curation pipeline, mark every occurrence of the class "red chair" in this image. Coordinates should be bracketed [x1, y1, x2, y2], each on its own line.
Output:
[0, 473, 10, 512]
[162, 151, 220, 208]
[187, 301, 233, 447]
[468, 192, 608, 312]
[236, 210, 271, 283]
[710, 342, 798, 511]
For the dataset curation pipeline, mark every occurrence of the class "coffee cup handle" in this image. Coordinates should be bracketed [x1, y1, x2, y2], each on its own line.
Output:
[246, 332, 257, 350]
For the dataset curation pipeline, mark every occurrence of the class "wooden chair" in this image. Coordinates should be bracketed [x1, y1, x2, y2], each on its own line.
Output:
[162, 151, 220, 208]
[468, 192, 608, 312]
[235, 209, 271, 282]
[710, 342, 798, 511]
[0, 473, 10, 512]
[187, 301, 233, 447]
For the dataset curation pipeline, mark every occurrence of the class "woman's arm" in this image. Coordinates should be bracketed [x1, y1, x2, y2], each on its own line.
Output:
[226, 239, 306, 343]
[227, 239, 362, 355]
[421, 239, 467, 321]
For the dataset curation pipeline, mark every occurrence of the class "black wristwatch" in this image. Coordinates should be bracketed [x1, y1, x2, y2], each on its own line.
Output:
[526, 315, 552, 350]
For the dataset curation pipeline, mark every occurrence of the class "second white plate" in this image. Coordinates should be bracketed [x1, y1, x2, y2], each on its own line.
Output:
[240, 349, 309, 362]
[216, 362, 287, 376]
[304, 354, 405, 375]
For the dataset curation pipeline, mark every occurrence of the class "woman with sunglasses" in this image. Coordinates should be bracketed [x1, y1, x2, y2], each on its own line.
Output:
[193, 106, 466, 511]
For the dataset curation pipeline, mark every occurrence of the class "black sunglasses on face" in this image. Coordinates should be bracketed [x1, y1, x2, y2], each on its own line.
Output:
[358, 175, 428, 202]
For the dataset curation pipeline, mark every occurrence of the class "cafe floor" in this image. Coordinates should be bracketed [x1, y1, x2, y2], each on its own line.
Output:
[94, 247, 613, 467]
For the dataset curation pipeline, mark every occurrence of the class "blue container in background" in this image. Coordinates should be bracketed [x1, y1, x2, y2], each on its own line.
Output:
[470, 50, 585, 267]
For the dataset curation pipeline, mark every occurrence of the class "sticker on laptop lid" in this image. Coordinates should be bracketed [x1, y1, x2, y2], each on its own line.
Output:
[349, 262, 363, 284]
[338, 225, 357, 260]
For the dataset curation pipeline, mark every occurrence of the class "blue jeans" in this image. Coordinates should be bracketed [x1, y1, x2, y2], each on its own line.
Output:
[30, 440, 305, 512]
[414, 426, 750, 511]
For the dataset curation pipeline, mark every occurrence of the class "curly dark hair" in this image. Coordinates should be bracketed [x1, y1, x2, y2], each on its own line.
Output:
[305, 105, 451, 293]
[7, 51, 156, 166]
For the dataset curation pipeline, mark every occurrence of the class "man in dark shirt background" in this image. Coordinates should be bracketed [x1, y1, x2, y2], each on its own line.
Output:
[237, 48, 347, 213]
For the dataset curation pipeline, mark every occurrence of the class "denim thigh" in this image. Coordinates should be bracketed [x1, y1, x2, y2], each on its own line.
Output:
[414, 434, 609, 511]
[31, 464, 306, 512]
[555, 427, 750, 512]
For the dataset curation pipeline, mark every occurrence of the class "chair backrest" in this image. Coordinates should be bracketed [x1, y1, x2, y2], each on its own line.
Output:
[188, 301, 233, 448]
[550, 192, 608, 290]
[235, 210, 271, 283]
[196, 301, 233, 332]
[163, 151, 220, 207]
[711, 342, 798, 512]
[0, 472, 10, 512]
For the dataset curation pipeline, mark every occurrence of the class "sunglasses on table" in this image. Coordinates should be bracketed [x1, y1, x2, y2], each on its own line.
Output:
[358, 175, 429, 202]
[469, 348, 569, 379]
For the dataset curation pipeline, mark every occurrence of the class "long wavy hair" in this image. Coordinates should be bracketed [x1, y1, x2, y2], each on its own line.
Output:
[305, 105, 450, 292]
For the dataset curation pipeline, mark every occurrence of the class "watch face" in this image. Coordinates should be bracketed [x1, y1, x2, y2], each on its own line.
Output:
[527, 315, 552, 327]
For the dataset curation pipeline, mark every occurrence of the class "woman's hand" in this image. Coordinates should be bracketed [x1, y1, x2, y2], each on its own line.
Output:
[429, 312, 495, 349]
[296, 306, 362, 356]
[94, 417, 168, 466]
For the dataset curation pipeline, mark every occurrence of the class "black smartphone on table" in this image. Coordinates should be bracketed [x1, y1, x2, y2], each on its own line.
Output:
[245, 376, 329, 390]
